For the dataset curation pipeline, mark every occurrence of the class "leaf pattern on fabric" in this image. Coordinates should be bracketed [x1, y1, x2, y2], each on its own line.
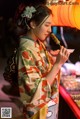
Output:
[16, 37, 60, 119]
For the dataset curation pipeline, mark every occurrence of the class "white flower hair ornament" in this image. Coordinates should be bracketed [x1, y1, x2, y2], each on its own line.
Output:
[21, 6, 36, 20]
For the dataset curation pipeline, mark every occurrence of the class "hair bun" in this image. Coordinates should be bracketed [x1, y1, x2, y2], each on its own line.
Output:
[14, 3, 26, 22]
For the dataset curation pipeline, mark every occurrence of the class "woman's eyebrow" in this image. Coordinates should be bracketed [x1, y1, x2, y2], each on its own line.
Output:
[45, 21, 52, 24]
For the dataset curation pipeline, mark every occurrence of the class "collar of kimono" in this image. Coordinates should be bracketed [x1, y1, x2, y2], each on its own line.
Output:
[38, 40, 52, 71]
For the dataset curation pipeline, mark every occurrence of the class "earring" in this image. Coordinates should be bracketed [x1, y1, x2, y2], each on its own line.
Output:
[32, 26, 35, 29]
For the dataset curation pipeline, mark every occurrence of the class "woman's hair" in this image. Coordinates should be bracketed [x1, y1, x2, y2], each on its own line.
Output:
[15, 4, 52, 32]
[28, 5, 52, 26]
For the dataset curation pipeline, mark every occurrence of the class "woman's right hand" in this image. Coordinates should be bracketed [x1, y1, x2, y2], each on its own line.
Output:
[55, 46, 70, 66]
[46, 46, 71, 85]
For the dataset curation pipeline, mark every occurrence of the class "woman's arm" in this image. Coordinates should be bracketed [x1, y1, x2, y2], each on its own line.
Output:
[46, 46, 70, 85]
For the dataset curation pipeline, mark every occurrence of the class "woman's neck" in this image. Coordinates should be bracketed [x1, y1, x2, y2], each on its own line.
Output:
[26, 31, 38, 41]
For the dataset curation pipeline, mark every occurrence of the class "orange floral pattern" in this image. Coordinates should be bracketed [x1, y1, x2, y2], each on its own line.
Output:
[17, 37, 60, 119]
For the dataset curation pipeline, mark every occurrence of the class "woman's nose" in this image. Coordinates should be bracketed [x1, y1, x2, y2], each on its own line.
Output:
[48, 27, 51, 33]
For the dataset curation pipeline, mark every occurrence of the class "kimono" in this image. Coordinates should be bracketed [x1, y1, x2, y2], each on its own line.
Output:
[17, 36, 60, 119]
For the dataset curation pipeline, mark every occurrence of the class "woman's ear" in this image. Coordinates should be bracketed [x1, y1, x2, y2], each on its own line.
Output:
[30, 21, 36, 29]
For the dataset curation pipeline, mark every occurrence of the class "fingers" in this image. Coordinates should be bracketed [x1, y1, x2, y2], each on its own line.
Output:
[60, 46, 70, 58]
[50, 49, 60, 56]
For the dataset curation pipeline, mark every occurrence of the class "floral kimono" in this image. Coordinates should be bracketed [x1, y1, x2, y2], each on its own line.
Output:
[17, 36, 60, 119]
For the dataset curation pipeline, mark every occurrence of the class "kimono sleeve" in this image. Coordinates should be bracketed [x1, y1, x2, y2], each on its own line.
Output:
[18, 48, 51, 103]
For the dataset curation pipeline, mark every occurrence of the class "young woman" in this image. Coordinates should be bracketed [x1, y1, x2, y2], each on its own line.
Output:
[15, 4, 70, 119]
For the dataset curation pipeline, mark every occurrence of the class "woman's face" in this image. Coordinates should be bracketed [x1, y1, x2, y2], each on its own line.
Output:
[33, 14, 53, 41]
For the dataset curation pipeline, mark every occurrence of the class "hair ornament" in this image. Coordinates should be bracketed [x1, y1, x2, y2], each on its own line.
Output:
[21, 6, 36, 20]
[24, 18, 30, 30]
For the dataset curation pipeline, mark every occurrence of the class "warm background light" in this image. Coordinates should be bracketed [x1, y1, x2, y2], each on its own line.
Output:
[48, 0, 80, 29]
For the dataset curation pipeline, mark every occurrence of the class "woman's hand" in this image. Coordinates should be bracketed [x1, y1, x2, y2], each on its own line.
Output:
[55, 46, 70, 66]
[49, 49, 60, 56]
[49, 49, 60, 63]
[46, 46, 71, 85]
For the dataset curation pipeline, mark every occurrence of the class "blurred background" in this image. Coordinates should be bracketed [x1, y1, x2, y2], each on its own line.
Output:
[0, 0, 80, 62]
[0, 0, 80, 118]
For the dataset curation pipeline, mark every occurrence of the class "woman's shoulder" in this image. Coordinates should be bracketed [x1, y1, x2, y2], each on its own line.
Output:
[20, 36, 34, 46]
[19, 36, 39, 52]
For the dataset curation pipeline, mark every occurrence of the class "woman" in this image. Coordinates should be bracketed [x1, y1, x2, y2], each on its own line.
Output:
[15, 4, 70, 119]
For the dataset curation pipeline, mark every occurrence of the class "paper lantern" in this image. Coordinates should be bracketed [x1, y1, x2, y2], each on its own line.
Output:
[57, 5, 64, 26]
[60, 4, 72, 27]
[74, 2, 80, 29]
[48, 0, 80, 29]
[49, 5, 59, 26]
[68, 4, 76, 27]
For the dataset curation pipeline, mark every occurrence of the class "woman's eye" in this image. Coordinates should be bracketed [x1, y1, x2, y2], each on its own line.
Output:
[45, 24, 49, 27]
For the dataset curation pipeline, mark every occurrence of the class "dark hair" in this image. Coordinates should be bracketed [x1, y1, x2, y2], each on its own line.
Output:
[15, 4, 52, 32]
[20, 0, 47, 6]
[28, 5, 52, 26]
